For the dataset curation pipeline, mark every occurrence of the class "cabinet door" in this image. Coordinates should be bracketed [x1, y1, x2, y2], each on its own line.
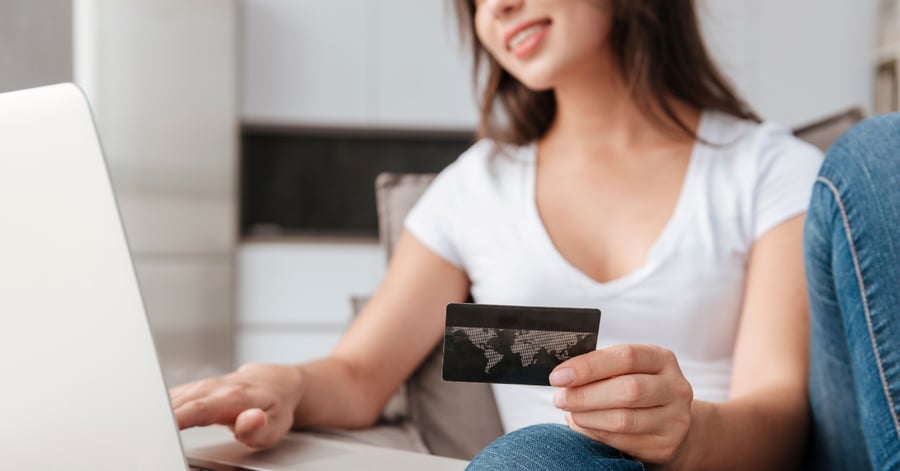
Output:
[237, 241, 385, 326]
[76, 0, 237, 184]
[753, 0, 877, 126]
[372, 0, 478, 129]
[242, 0, 371, 126]
[135, 258, 235, 384]
[236, 331, 343, 365]
[697, 0, 758, 106]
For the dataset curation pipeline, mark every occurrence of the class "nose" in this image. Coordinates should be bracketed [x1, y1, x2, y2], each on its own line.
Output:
[482, 0, 523, 18]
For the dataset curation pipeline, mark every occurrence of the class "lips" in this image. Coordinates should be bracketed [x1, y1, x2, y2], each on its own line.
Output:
[504, 19, 552, 51]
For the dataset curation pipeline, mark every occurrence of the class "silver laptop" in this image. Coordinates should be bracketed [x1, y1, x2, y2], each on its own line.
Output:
[0, 83, 466, 471]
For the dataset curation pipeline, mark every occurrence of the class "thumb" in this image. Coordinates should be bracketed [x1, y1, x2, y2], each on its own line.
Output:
[233, 408, 281, 449]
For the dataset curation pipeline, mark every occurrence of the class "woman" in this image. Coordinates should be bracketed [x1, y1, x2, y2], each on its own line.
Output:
[172, 0, 824, 468]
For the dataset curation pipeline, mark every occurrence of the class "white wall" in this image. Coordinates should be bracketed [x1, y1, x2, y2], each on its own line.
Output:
[700, 0, 879, 126]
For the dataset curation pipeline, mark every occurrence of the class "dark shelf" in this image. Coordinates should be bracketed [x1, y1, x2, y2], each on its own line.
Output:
[241, 128, 473, 237]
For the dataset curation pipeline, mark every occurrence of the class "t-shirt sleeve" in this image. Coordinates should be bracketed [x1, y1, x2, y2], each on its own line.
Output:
[752, 127, 825, 240]
[404, 160, 465, 269]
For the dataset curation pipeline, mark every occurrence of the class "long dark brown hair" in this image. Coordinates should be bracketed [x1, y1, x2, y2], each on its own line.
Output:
[453, 0, 759, 145]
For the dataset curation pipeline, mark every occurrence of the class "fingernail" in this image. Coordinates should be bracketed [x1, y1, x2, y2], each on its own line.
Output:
[549, 368, 574, 386]
[553, 390, 566, 408]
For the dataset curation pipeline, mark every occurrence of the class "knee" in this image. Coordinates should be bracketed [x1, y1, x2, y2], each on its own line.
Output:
[467, 424, 568, 470]
[467, 424, 642, 471]
[821, 113, 900, 185]
[807, 113, 900, 230]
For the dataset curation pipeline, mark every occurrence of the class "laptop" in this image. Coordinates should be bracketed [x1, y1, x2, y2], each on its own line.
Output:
[0, 83, 466, 470]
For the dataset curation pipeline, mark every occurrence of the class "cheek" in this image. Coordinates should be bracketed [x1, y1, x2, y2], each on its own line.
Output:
[474, 17, 504, 61]
[475, 22, 496, 56]
[569, 3, 614, 51]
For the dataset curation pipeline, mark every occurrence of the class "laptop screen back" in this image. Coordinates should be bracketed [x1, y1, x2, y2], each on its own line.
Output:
[0, 84, 187, 470]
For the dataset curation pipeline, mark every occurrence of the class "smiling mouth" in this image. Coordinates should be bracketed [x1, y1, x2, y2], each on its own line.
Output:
[506, 20, 552, 51]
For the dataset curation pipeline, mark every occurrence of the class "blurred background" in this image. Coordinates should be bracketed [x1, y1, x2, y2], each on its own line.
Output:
[0, 0, 893, 385]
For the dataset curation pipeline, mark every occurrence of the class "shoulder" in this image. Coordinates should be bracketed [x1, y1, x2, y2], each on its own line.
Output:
[447, 138, 530, 171]
[429, 138, 533, 191]
[403, 138, 529, 267]
[440, 138, 495, 176]
[699, 111, 825, 240]
[700, 111, 824, 177]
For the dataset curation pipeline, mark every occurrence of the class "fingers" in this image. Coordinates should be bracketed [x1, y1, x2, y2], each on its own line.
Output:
[170, 378, 216, 410]
[167, 363, 303, 451]
[566, 406, 672, 435]
[234, 408, 267, 436]
[551, 345, 694, 466]
[173, 387, 285, 449]
[175, 397, 236, 430]
[174, 384, 270, 430]
[554, 373, 669, 411]
[233, 408, 284, 449]
[550, 344, 672, 387]
[566, 409, 690, 464]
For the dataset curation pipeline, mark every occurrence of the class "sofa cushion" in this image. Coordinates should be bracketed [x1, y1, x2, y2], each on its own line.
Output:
[406, 343, 505, 459]
[793, 108, 864, 153]
[375, 172, 505, 459]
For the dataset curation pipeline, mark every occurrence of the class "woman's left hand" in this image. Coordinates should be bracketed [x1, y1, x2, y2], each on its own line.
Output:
[549, 344, 694, 467]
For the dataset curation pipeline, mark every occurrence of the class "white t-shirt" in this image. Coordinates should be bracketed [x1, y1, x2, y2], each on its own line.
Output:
[404, 111, 824, 433]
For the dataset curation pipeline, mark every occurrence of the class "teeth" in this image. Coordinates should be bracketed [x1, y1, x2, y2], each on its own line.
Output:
[508, 24, 546, 50]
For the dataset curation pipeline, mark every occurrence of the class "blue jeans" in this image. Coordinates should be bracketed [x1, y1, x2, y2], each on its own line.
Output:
[467, 114, 900, 470]
[466, 424, 644, 470]
[806, 113, 900, 471]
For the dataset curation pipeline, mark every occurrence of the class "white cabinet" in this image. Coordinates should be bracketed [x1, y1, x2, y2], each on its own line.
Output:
[697, 0, 759, 103]
[2, 1, 238, 384]
[698, 0, 877, 126]
[245, 0, 877, 130]
[236, 331, 344, 365]
[372, 0, 476, 128]
[752, 0, 877, 125]
[236, 240, 386, 365]
[73, 0, 239, 383]
[241, 0, 478, 129]
[242, 0, 372, 126]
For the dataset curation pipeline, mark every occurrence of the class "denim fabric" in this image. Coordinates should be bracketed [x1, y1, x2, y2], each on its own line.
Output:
[466, 424, 644, 471]
[805, 113, 900, 471]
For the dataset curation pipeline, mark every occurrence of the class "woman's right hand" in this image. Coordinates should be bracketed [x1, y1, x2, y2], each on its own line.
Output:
[169, 363, 305, 449]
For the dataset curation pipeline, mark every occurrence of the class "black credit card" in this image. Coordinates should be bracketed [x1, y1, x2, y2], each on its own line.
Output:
[442, 303, 602, 386]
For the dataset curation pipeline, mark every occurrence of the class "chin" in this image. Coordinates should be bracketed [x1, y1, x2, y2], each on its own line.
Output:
[517, 78, 554, 92]
[510, 67, 557, 92]
[507, 51, 584, 91]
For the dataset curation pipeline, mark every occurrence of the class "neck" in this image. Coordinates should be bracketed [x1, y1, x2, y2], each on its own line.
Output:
[542, 52, 697, 157]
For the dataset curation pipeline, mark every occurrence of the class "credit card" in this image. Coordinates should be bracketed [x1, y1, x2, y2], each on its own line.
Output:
[442, 303, 601, 386]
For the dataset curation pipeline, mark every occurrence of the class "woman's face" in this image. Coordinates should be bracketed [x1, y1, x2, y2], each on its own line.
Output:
[474, 0, 614, 91]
